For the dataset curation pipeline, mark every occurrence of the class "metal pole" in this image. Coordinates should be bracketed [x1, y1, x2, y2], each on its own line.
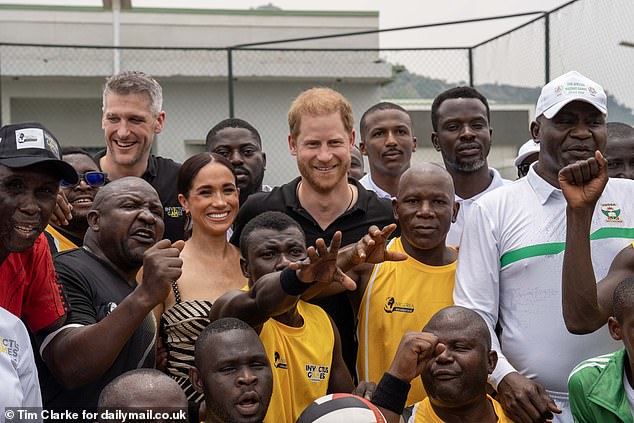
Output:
[227, 48, 234, 118]
[468, 48, 474, 87]
[544, 12, 550, 84]
[112, 0, 121, 74]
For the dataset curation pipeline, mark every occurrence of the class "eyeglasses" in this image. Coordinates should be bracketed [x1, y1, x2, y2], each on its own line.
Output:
[61, 171, 108, 188]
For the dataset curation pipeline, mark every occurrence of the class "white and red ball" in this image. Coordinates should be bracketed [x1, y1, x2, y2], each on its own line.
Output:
[296, 393, 386, 423]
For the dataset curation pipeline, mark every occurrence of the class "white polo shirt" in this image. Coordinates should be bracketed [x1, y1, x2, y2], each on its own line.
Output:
[359, 174, 392, 200]
[454, 166, 634, 400]
[0, 306, 42, 410]
[446, 167, 510, 248]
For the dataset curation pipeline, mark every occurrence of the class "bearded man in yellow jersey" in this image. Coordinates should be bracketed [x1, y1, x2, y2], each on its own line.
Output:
[327, 163, 459, 406]
[211, 211, 359, 423]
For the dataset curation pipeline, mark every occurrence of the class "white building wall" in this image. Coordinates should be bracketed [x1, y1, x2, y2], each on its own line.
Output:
[7, 77, 383, 186]
[0, 5, 386, 186]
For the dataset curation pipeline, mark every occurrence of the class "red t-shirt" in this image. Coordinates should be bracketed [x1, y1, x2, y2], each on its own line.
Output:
[0, 233, 67, 332]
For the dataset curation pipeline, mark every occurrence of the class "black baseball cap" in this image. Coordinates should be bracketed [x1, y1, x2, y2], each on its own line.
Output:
[0, 122, 78, 184]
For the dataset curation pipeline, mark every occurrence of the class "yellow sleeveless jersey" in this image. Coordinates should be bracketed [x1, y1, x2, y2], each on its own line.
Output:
[45, 225, 79, 252]
[260, 300, 334, 423]
[407, 395, 513, 422]
[357, 237, 456, 406]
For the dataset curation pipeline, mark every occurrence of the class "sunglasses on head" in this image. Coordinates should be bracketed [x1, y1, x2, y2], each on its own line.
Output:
[61, 171, 108, 188]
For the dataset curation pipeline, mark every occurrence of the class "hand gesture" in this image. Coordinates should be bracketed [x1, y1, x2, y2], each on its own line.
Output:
[350, 224, 407, 266]
[289, 231, 356, 291]
[140, 239, 185, 305]
[559, 150, 608, 210]
[497, 372, 561, 423]
[50, 190, 73, 226]
[387, 331, 441, 383]
[352, 381, 377, 400]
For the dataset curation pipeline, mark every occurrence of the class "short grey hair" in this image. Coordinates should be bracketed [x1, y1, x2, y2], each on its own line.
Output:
[102, 71, 163, 116]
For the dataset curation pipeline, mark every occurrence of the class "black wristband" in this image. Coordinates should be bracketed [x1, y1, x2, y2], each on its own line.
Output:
[280, 267, 315, 296]
[370, 372, 411, 415]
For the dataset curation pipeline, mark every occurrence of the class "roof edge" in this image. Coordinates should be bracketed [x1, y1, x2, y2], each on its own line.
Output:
[0, 3, 378, 17]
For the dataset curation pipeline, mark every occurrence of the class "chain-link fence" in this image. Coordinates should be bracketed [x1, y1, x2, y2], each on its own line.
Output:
[3, 0, 633, 184]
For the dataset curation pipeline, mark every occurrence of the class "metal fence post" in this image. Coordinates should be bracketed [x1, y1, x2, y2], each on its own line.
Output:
[227, 47, 235, 118]
[544, 12, 550, 84]
[468, 48, 474, 87]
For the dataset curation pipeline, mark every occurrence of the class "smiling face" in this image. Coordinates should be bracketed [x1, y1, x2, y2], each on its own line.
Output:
[394, 166, 457, 255]
[243, 227, 307, 285]
[193, 329, 273, 423]
[90, 178, 164, 269]
[432, 98, 492, 174]
[178, 161, 239, 237]
[102, 92, 165, 170]
[532, 101, 607, 186]
[61, 154, 101, 223]
[0, 164, 59, 258]
[421, 309, 496, 410]
[361, 108, 416, 178]
[208, 127, 266, 203]
[289, 112, 354, 194]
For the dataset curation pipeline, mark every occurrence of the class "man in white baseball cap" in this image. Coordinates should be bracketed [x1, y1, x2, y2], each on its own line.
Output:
[535, 70, 607, 119]
[514, 139, 540, 178]
[453, 70, 634, 423]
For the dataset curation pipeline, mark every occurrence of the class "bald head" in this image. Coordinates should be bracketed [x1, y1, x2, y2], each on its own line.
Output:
[397, 163, 455, 199]
[424, 306, 491, 349]
[92, 177, 159, 211]
[85, 176, 165, 271]
[98, 369, 187, 409]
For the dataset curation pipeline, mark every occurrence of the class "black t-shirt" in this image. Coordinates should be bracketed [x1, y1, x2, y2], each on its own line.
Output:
[37, 248, 156, 409]
[95, 151, 186, 242]
[230, 177, 398, 379]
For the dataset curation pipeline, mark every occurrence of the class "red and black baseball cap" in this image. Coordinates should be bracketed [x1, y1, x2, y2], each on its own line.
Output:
[0, 122, 78, 184]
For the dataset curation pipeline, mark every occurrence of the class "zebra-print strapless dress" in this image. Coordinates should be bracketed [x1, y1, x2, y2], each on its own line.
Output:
[161, 294, 212, 403]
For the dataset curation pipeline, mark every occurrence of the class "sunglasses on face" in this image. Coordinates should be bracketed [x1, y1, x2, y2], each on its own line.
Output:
[517, 162, 532, 178]
[61, 171, 108, 188]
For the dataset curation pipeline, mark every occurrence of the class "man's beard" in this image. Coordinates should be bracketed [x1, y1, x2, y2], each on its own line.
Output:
[454, 157, 487, 173]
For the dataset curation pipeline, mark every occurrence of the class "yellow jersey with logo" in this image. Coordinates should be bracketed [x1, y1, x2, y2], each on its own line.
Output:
[357, 237, 456, 406]
[45, 225, 79, 252]
[260, 300, 334, 423]
[407, 395, 513, 422]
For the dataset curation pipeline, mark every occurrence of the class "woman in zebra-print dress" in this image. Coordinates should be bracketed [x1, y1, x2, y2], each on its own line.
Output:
[155, 153, 247, 418]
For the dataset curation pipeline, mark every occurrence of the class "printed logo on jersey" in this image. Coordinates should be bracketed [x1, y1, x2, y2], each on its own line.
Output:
[305, 363, 329, 382]
[384, 296, 414, 313]
[273, 351, 287, 369]
[0, 337, 20, 363]
[165, 206, 185, 218]
[601, 203, 622, 222]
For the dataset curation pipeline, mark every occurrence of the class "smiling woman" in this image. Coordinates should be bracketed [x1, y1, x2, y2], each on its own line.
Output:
[156, 152, 247, 417]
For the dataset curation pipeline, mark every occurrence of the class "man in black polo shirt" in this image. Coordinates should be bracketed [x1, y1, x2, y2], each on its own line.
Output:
[96, 70, 185, 242]
[37, 177, 184, 409]
[231, 87, 396, 378]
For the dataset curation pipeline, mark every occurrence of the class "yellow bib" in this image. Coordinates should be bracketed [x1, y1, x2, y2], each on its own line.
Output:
[357, 237, 456, 405]
[410, 395, 513, 422]
[261, 300, 334, 423]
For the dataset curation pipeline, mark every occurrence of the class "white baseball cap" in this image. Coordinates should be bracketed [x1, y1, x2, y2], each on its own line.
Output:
[514, 139, 540, 166]
[535, 71, 607, 119]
